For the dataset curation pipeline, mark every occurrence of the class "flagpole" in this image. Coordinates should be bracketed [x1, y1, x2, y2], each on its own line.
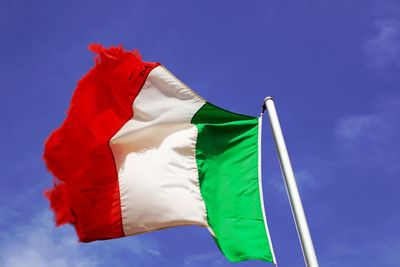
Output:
[262, 96, 319, 267]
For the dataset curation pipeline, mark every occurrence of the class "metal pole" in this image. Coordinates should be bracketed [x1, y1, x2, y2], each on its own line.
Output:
[263, 96, 319, 267]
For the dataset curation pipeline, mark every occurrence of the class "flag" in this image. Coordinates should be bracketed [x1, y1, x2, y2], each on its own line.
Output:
[44, 44, 275, 263]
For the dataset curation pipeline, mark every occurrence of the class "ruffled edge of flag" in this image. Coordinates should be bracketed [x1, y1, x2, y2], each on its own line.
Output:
[43, 44, 159, 241]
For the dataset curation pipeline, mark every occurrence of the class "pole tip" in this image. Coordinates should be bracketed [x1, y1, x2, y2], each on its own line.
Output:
[264, 96, 273, 103]
[261, 96, 273, 113]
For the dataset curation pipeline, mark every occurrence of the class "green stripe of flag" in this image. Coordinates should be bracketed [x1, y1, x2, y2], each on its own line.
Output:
[192, 102, 274, 263]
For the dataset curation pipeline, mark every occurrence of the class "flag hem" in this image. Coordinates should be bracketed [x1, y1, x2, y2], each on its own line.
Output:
[258, 114, 277, 264]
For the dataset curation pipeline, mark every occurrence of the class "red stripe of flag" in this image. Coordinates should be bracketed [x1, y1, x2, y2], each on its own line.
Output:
[44, 44, 159, 242]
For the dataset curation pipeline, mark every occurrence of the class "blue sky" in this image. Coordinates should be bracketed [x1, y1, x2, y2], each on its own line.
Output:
[1, 1, 400, 266]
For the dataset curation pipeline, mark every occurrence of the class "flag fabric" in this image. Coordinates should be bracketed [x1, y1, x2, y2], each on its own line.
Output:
[44, 44, 275, 263]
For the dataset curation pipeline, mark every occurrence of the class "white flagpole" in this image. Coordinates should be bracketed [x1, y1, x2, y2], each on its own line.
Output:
[263, 96, 319, 267]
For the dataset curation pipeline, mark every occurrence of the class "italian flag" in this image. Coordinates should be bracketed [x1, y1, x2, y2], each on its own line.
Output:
[44, 44, 275, 263]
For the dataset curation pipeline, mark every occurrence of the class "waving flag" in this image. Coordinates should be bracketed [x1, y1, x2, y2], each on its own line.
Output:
[44, 44, 275, 263]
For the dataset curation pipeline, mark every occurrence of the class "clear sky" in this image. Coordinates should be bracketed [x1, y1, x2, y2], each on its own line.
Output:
[1, 1, 400, 266]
